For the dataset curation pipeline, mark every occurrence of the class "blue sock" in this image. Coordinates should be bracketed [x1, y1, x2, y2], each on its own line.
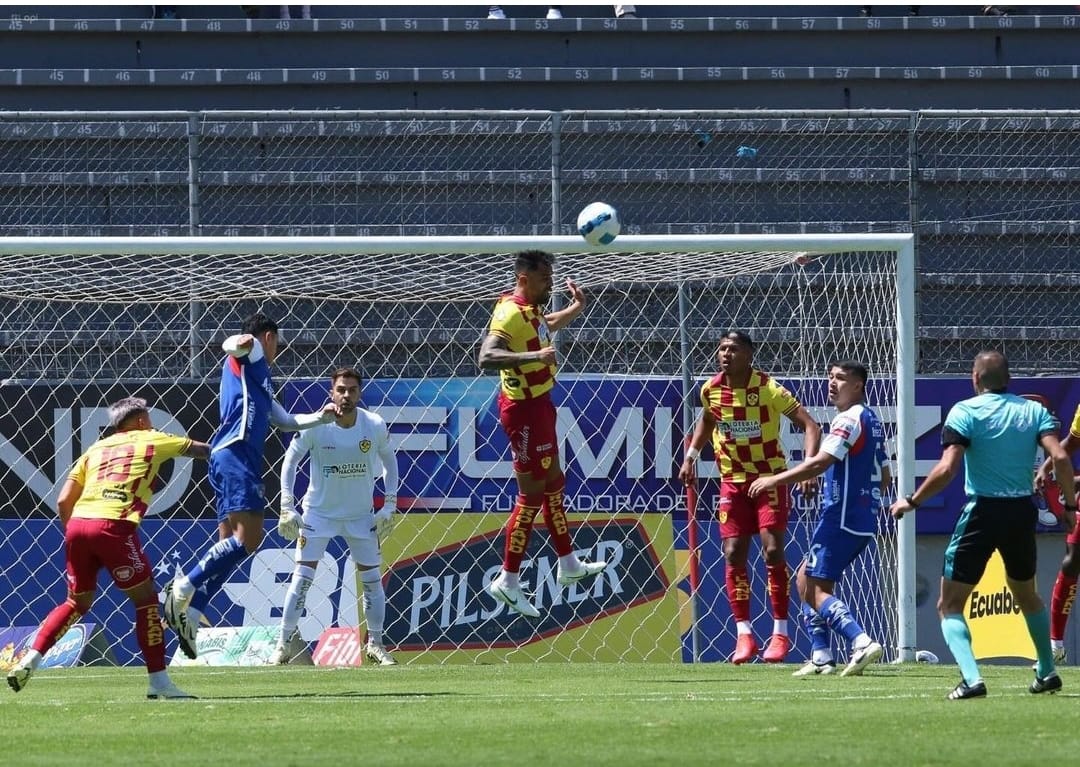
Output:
[820, 595, 865, 646]
[185, 536, 247, 594]
[1024, 607, 1055, 678]
[801, 602, 831, 657]
[941, 613, 981, 685]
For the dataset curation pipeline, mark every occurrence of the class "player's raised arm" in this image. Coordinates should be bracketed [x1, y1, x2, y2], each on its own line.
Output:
[544, 278, 586, 332]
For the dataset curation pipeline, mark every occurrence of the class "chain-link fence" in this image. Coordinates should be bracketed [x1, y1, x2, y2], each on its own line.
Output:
[0, 109, 1077, 375]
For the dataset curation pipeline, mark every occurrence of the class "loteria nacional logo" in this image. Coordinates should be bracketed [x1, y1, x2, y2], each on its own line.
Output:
[384, 519, 669, 650]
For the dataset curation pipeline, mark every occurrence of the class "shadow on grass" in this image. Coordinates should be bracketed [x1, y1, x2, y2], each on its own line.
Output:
[207, 691, 464, 701]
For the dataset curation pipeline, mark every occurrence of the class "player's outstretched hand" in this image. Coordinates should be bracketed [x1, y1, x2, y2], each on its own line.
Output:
[565, 278, 586, 309]
[319, 403, 342, 422]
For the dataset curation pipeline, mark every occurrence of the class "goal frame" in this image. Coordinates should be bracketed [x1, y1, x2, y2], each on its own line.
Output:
[0, 232, 917, 663]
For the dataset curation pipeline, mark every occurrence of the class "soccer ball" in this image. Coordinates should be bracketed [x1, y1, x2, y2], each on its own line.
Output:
[577, 202, 621, 246]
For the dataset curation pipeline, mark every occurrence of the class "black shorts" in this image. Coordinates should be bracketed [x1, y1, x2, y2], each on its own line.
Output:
[943, 496, 1038, 584]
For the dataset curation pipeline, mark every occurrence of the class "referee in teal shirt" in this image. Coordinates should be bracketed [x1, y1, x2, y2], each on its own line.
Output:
[891, 350, 1078, 700]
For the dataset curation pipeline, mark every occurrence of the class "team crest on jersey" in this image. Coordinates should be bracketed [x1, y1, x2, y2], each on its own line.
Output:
[747, 392, 759, 406]
[359, 439, 371, 453]
[541, 456, 552, 470]
[537, 323, 550, 343]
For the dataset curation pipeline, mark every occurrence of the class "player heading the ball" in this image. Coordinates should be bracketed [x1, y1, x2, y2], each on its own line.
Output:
[478, 249, 607, 618]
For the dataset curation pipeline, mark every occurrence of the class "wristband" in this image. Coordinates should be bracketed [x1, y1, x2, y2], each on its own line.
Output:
[685, 447, 700, 461]
[904, 493, 920, 509]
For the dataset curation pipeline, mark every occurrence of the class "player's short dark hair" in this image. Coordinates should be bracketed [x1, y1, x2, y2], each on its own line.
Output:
[831, 360, 868, 384]
[242, 312, 279, 337]
[720, 330, 754, 351]
[514, 250, 556, 275]
[108, 396, 149, 430]
[330, 366, 362, 386]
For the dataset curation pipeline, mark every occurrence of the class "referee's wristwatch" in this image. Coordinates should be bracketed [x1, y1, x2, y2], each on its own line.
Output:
[904, 493, 920, 509]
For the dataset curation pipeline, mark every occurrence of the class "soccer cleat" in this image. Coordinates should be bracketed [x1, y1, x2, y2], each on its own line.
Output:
[146, 682, 197, 700]
[731, 633, 759, 665]
[762, 633, 791, 663]
[556, 559, 608, 586]
[162, 578, 198, 660]
[840, 640, 884, 677]
[365, 642, 398, 667]
[947, 679, 987, 700]
[1030, 670, 1063, 695]
[488, 576, 541, 618]
[6, 663, 32, 693]
[269, 644, 290, 666]
[792, 660, 836, 677]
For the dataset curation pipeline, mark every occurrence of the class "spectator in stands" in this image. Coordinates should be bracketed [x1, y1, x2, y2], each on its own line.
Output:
[860, 6, 920, 16]
[679, 331, 822, 665]
[153, 5, 178, 19]
[487, 5, 636, 19]
[890, 350, 1076, 700]
[280, 5, 311, 20]
[6, 397, 209, 700]
[241, 5, 309, 19]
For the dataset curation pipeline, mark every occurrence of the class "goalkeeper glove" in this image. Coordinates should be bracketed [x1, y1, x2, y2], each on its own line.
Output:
[278, 498, 303, 541]
[374, 496, 396, 543]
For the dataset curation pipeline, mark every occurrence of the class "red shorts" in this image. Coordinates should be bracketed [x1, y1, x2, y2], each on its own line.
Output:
[498, 391, 559, 479]
[716, 479, 790, 539]
[64, 517, 154, 594]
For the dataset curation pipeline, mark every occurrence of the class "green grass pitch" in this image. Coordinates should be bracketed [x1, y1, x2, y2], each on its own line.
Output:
[3, 662, 1072, 766]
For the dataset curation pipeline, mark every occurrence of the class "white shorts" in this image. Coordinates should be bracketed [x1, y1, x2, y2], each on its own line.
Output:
[295, 510, 381, 566]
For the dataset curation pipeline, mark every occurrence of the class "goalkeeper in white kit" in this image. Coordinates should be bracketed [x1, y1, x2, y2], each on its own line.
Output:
[271, 366, 400, 666]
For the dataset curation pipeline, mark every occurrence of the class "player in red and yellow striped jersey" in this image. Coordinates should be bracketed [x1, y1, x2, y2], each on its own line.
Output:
[6, 397, 209, 700]
[478, 249, 608, 618]
[1035, 400, 1080, 664]
[680, 331, 822, 664]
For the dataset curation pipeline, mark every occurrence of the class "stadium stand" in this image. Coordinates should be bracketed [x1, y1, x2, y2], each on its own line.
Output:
[0, 8, 1077, 377]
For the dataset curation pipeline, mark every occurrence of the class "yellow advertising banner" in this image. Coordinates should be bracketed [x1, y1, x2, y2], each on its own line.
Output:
[372, 512, 682, 663]
[965, 550, 1034, 660]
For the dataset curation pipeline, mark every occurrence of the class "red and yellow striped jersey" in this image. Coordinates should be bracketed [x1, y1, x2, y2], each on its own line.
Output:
[700, 369, 801, 481]
[488, 293, 556, 400]
[68, 429, 192, 524]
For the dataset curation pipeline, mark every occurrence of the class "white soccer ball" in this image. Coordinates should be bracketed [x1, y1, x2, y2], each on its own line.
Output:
[577, 201, 621, 246]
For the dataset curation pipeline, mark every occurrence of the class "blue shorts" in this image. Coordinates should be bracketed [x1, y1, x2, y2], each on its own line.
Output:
[208, 447, 267, 522]
[803, 517, 873, 582]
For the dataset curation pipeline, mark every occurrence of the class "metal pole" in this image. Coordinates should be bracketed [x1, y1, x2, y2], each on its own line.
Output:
[187, 113, 203, 378]
[678, 277, 701, 663]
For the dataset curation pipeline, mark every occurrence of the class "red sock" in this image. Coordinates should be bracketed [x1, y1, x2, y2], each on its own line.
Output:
[1050, 572, 1078, 641]
[726, 564, 751, 622]
[766, 562, 790, 620]
[503, 494, 543, 573]
[32, 598, 82, 655]
[135, 598, 167, 673]
[542, 476, 573, 557]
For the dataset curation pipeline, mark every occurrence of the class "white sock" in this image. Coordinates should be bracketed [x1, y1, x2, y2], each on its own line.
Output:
[148, 670, 170, 688]
[558, 554, 582, 572]
[812, 649, 834, 665]
[773, 619, 788, 636]
[499, 569, 520, 589]
[279, 565, 316, 645]
[21, 649, 43, 671]
[359, 566, 385, 646]
[1052, 639, 1065, 651]
[736, 621, 753, 636]
[852, 632, 872, 651]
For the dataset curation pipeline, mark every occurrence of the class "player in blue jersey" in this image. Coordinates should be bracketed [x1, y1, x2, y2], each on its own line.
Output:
[749, 361, 891, 677]
[163, 313, 340, 659]
[890, 350, 1077, 700]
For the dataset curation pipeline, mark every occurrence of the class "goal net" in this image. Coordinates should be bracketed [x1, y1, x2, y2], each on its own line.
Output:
[0, 233, 915, 667]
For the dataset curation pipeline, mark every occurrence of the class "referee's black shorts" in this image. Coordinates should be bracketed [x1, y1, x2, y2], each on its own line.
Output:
[942, 496, 1038, 584]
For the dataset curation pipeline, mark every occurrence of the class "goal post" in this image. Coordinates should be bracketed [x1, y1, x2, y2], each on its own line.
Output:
[0, 232, 915, 665]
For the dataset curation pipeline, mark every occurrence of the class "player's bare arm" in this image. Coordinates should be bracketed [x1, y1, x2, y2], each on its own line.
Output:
[788, 405, 823, 496]
[55, 478, 83, 529]
[679, 409, 714, 486]
[183, 441, 211, 461]
[544, 279, 587, 332]
[890, 443, 965, 520]
[1036, 430, 1079, 491]
[222, 333, 256, 357]
[748, 451, 837, 498]
[478, 333, 556, 370]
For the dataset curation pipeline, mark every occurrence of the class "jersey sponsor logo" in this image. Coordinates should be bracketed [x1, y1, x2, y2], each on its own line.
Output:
[102, 488, 128, 502]
[112, 565, 135, 582]
[716, 420, 761, 440]
[321, 462, 369, 478]
[385, 520, 668, 650]
[359, 439, 371, 453]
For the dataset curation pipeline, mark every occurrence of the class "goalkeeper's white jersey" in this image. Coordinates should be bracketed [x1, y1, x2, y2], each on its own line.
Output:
[282, 409, 398, 520]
